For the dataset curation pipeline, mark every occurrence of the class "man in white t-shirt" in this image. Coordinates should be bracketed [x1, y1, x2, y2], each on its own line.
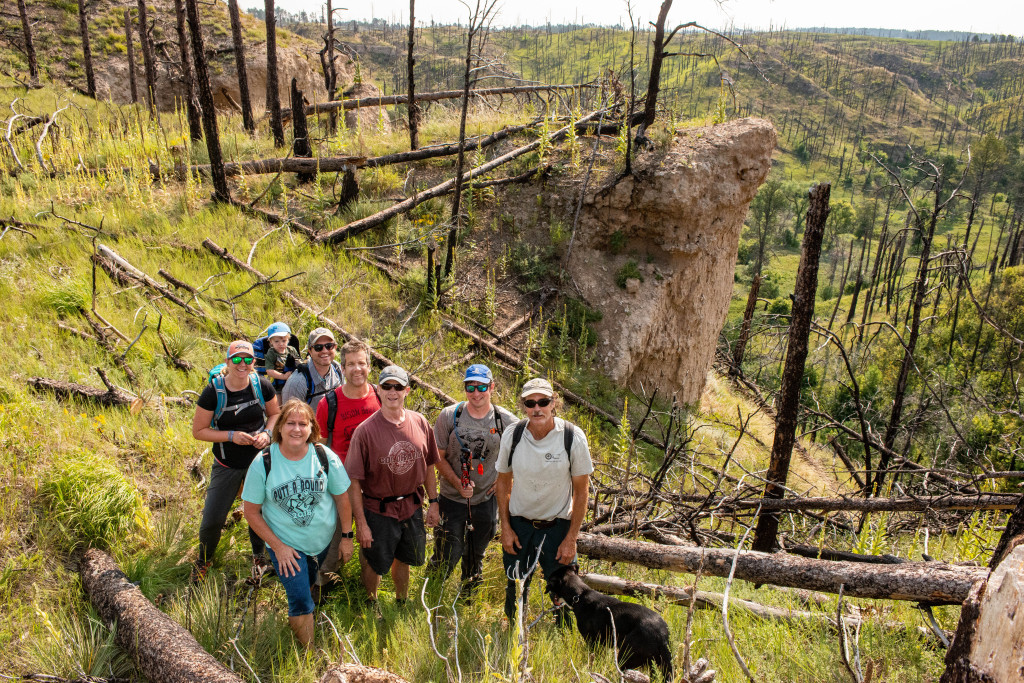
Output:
[495, 377, 594, 623]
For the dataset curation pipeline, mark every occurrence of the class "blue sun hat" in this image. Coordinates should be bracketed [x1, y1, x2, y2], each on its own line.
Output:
[266, 321, 291, 339]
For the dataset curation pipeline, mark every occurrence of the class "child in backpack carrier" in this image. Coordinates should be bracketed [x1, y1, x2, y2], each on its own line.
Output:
[264, 322, 300, 386]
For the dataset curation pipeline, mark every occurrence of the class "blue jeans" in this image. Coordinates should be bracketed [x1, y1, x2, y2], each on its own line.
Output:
[502, 516, 575, 621]
[267, 545, 328, 616]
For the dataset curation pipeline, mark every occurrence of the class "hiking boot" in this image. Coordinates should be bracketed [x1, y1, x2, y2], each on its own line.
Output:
[190, 561, 212, 584]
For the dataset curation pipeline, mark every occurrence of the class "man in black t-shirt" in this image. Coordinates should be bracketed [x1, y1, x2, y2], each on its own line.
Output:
[191, 341, 281, 580]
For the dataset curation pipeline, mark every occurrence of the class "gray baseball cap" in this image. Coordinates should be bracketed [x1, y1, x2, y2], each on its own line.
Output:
[379, 365, 410, 387]
[520, 377, 554, 398]
[307, 327, 336, 349]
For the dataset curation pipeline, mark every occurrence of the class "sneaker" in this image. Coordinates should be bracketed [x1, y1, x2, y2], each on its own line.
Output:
[190, 561, 212, 584]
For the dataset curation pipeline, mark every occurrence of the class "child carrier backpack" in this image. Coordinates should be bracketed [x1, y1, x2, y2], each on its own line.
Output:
[253, 331, 301, 389]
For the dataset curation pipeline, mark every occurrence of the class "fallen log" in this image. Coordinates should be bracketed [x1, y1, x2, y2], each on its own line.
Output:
[81, 548, 244, 683]
[675, 493, 1019, 513]
[96, 244, 199, 317]
[295, 82, 598, 116]
[576, 533, 986, 604]
[28, 374, 191, 408]
[315, 108, 608, 243]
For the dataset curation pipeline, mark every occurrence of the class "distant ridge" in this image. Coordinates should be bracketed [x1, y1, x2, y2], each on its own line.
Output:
[792, 27, 1020, 42]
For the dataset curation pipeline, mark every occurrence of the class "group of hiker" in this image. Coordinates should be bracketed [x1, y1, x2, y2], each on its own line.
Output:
[190, 324, 594, 645]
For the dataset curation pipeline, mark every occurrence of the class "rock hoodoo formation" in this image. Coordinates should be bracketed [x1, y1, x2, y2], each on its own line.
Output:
[569, 118, 777, 404]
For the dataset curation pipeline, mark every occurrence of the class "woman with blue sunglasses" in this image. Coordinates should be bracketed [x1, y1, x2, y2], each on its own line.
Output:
[190, 340, 281, 582]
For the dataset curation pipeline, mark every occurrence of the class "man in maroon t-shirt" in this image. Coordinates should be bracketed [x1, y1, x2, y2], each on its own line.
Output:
[312, 339, 381, 599]
[347, 365, 440, 604]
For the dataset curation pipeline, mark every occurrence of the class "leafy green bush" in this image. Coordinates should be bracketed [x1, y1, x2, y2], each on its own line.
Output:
[768, 298, 791, 315]
[759, 271, 781, 299]
[615, 260, 644, 289]
[38, 454, 150, 553]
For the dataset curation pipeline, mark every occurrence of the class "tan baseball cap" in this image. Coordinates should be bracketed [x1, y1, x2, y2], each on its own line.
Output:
[520, 377, 554, 398]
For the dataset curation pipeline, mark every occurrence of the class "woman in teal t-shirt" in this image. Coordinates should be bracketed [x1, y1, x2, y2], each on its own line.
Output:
[243, 399, 352, 647]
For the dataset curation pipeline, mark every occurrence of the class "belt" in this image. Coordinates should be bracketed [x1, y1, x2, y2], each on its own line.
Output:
[525, 518, 557, 529]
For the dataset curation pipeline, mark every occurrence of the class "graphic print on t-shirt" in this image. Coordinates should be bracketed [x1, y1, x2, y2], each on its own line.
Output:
[271, 475, 326, 527]
[380, 441, 419, 475]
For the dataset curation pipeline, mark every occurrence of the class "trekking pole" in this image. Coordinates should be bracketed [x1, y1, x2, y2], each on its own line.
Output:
[460, 451, 475, 581]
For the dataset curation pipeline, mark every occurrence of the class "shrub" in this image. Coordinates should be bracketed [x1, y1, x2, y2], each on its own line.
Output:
[768, 297, 791, 314]
[759, 271, 781, 299]
[615, 260, 643, 289]
[38, 454, 150, 553]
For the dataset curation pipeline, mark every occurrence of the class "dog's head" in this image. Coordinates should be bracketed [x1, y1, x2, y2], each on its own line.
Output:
[546, 564, 586, 603]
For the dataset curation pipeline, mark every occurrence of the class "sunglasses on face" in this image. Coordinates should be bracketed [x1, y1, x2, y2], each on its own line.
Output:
[380, 383, 406, 392]
[523, 398, 552, 408]
[230, 356, 255, 365]
[312, 342, 337, 352]
[465, 384, 490, 393]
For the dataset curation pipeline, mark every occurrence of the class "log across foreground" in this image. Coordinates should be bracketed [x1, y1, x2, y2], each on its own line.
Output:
[81, 548, 244, 683]
[576, 533, 986, 604]
[676, 493, 1020, 513]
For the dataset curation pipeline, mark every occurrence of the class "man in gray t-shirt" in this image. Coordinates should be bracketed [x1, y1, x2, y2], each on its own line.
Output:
[428, 364, 517, 591]
[280, 328, 343, 411]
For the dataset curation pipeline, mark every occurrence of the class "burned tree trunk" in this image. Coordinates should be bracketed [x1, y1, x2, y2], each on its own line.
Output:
[641, 0, 672, 132]
[81, 549, 244, 683]
[137, 0, 158, 114]
[265, 0, 285, 147]
[17, 0, 38, 85]
[172, 0, 203, 142]
[227, 0, 255, 133]
[407, 0, 420, 150]
[731, 273, 761, 374]
[290, 78, 314, 183]
[184, 0, 230, 201]
[124, 9, 139, 103]
[77, 0, 96, 98]
[321, 0, 338, 133]
[752, 183, 830, 552]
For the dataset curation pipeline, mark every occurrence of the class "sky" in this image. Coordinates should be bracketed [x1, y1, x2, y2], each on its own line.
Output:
[271, 0, 1024, 36]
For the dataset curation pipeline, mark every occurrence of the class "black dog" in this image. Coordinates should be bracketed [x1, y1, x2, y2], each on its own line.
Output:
[547, 565, 673, 680]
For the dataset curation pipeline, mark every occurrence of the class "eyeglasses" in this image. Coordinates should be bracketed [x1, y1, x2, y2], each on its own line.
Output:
[380, 382, 406, 392]
[465, 384, 490, 393]
[312, 342, 337, 352]
[230, 356, 255, 365]
[523, 398, 552, 408]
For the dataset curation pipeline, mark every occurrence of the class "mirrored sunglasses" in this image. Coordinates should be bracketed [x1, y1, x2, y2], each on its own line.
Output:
[464, 384, 490, 393]
[230, 356, 255, 365]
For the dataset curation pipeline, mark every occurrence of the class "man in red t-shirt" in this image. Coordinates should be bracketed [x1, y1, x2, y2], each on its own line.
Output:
[312, 339, 381, 599]
[347, 365, 440, 604]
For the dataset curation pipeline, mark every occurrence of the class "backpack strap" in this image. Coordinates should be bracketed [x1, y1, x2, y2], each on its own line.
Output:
[262, 446, 272, 477]
[452, 401, 467, 452]
[505, 419, 574, 470]
[324, 389, 339, 444]
[506, 419, 529, 470]
[249, 373, 266, 419]
[211, 375, 227, 428]
[313, 443, 329, 476]
[296, 361, 343, 405]
[494, 406, 505, 436]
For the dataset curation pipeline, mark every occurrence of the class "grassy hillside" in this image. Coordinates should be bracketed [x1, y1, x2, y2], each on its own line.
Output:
[0, 13, 1018, 683]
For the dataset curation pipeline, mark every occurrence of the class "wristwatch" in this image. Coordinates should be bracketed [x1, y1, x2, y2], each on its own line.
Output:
[428, 497, 439, 504]
[340, 531, 354, 539]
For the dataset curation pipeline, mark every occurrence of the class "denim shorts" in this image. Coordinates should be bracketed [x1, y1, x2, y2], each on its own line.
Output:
[267, 545, 329, 616]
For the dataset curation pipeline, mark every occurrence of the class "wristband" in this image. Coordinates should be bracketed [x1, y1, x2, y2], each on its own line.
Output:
[227, 431, 234, 443]
[340, 531, 354, 539]
[428, 497, 439, 504]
